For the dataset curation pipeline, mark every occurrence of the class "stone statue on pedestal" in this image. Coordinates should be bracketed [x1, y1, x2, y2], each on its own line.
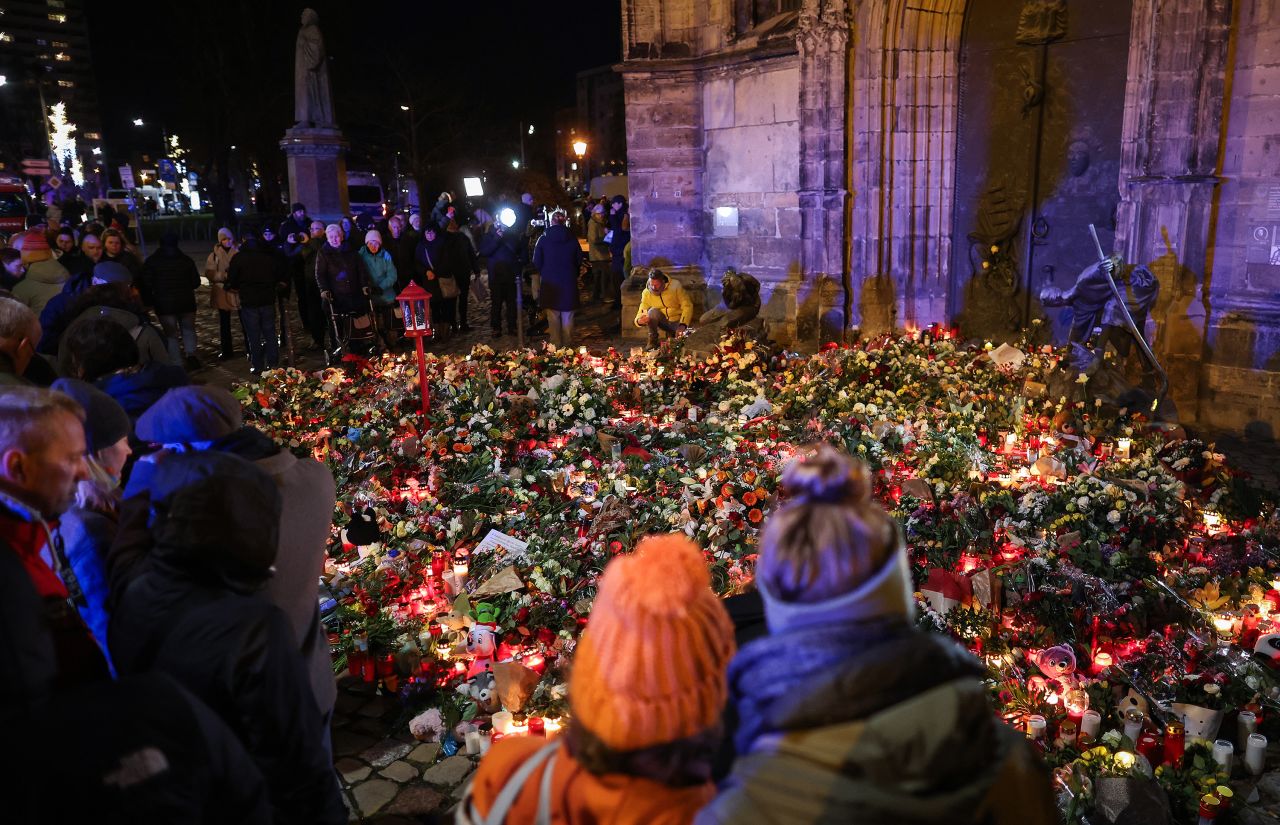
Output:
[294, 9, 334, 128]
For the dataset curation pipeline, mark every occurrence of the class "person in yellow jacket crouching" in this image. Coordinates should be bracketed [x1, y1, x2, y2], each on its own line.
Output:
[634, 269, 693, 349]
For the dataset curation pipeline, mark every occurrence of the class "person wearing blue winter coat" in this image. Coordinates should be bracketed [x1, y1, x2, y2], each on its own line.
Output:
[531, 210, 581, 348]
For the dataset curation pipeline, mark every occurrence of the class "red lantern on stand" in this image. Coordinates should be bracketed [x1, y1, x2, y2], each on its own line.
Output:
[397, 283, 433, 417]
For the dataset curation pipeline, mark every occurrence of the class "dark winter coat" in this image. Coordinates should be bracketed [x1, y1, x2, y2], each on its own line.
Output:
[95, 363, 190, 421]
[442, 228, 480, 280]
[476, 228, 523, 283]
[36, 270, 96, 355]
[123, 427, 338, 726]
[227, 241, 288, 309]
[415, 234, 448, 299]
[697, 621, 1058, 825]
[109, 451, 346, 825]
[533, 224, 582, 312]
[608, 208, 631, 261]
[141, 246, 201, 316]
[57, 301, 174, 374]
[386, 231, 418, 291]
[103, 249, 143, 282]
[0, 543, 271, 825]
[58, 250, 97, 279]
[314, 243, 370, 316]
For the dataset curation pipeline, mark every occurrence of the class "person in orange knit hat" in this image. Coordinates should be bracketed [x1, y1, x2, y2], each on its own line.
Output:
[460, 532, 735, 825]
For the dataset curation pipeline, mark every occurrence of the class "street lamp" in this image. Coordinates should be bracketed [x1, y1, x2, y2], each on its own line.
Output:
[400, 104, 410, 111]
[572, 139, 588, 192]
[511, 159, 520, 170]
[132, 117, 144, 126]
[0, 75, 7, 87]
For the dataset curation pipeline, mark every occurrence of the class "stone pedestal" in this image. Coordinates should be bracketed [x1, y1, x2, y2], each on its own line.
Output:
[280, 127, 349, 221]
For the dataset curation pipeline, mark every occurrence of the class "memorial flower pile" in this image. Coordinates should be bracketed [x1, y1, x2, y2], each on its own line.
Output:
[242, 332, 1279, 823]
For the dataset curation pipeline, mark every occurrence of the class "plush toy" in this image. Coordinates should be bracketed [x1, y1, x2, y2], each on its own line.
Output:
[457, 671, 500, 714]
[1027, 643, 1081, 696]
[465, 622, 499, 679]
[343, 506, 382, 547]
[1254, 633, 1280, 668]
[1116, 687, 1149, 723]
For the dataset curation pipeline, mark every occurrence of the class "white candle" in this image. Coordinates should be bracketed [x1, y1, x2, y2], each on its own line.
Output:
[1027, 714, 1047, 739]
[1116, 437, 1131, 460]
[1246, 733, 1267, 776]
[1123, 710, 1144, 743]
[1212, 739, 1234, 774]
[1080, 710, 1102, 742]
[465, 730, 483, 755]
[491, 711, 513, 736]
[1238, 710, 1258, 750]
[543, 717, 563, 739]
[1004, 432, 1017, 453]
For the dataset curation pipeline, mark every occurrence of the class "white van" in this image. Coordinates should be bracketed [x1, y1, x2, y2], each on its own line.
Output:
[346, 172, 385, 219]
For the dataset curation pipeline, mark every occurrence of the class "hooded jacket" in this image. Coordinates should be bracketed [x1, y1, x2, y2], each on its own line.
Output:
[12, 258, 70, 314]
[109, 451, 345, 825]
[124, 410, 338, 732]
[0, 544, 272, 825]
[532, 224, 582, 312]
[142, 241, 201, 316]
[57, 303, 174, 374]
[36, 270, 97, 355]
[697, 622, 1057, 825]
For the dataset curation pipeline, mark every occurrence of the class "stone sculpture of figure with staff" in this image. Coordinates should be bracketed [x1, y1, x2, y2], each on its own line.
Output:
[294, 8, 334, 128]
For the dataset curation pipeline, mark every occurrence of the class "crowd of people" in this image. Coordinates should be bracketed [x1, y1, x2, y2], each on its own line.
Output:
[0, 189, 638, 386]
[0, 332, 1059, 823]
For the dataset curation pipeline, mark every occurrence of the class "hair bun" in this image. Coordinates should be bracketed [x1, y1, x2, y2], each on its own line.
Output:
[782, 444, 871, 505]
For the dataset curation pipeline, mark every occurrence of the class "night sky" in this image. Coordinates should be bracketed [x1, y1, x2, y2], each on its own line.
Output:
[83, 1, 621, 190]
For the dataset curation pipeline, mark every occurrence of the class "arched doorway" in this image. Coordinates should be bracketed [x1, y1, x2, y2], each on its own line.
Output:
[950, 0, 1132, 341]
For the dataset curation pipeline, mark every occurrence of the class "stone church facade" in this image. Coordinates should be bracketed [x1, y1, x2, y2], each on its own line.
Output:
[618, 0, 1280, 432]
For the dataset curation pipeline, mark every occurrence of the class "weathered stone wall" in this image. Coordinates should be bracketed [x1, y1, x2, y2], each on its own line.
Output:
[703, 60, 803, 321]
[849, 0, 965, 334]
[623, 68, 707, 281]
[1200, 2, 1280, 433]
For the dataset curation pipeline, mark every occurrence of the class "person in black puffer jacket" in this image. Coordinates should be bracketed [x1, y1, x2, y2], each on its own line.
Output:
[108, 451, 346, 825]
[141, 232, 201, 370]
[314, 224, 370, 324]
[476, 222, 523, 336]
[442, 219, 479, 332]
[227, 233, 288, 374]
[0, 538, 273, 825]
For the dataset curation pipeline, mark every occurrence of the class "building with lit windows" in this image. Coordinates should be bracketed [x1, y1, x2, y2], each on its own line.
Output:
[0, 0, 102, 190]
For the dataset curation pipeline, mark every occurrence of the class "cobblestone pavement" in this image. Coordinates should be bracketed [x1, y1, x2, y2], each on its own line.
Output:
[330, 675, 465, 823]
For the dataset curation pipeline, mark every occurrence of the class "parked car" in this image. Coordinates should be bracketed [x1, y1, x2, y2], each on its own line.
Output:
[0, 177, 34, 235]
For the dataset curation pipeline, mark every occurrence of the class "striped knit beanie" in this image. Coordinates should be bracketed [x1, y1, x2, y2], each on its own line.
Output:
[569, 533, 735, 752]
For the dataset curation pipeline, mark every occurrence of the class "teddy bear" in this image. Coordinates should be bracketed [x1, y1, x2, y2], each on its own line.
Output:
[458, 671, 500, 714]
[1027, 643, 1081, 696]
